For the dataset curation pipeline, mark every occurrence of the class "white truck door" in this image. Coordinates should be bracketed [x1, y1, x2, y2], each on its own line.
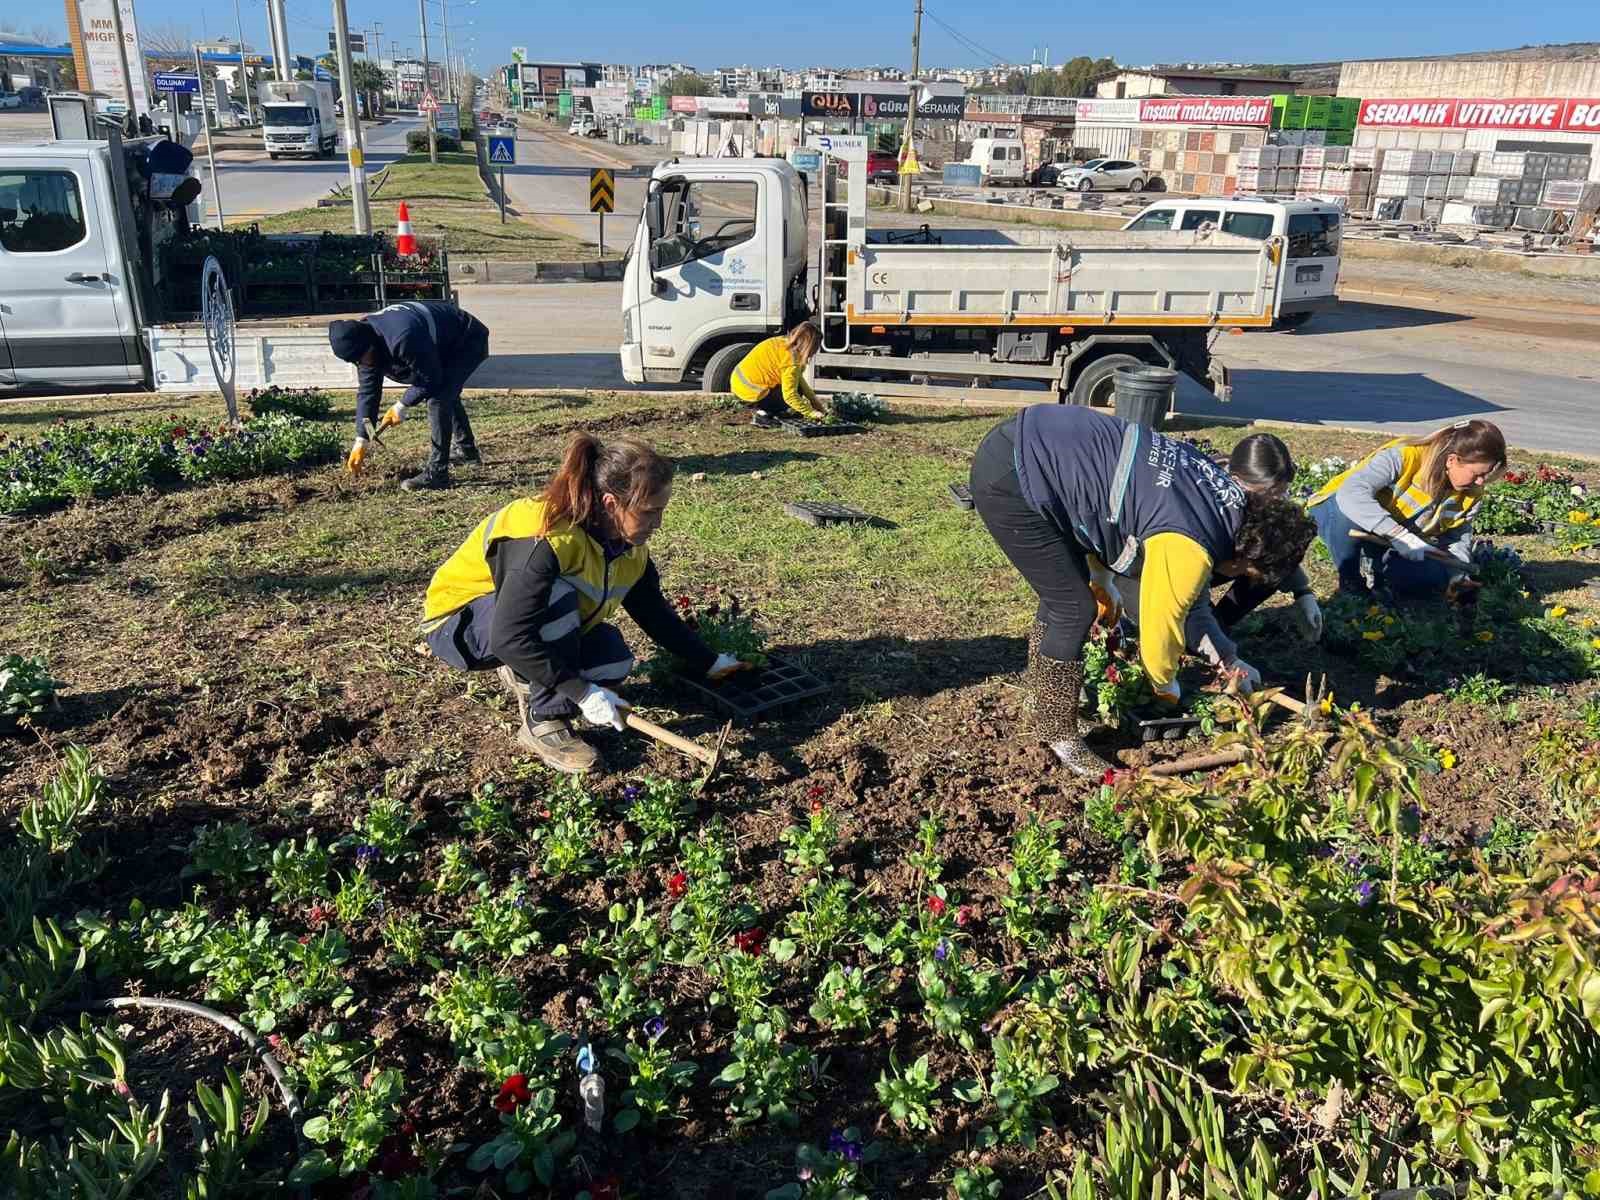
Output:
[636, 173, 766, 378]
[1281, 210, 1341, 307]
[0, 155, 139, 386]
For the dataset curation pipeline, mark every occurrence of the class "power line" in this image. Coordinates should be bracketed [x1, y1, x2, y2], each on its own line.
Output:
[922, 7, 1009, 66]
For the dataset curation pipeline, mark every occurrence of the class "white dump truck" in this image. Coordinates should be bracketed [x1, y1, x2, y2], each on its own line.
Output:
[620, 149, 1314, 408]
[261, 80, 338, 159]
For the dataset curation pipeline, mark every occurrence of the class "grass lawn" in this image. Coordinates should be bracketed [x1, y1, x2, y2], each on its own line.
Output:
[254, 149, 595, 261]
[3, 391, 1600, 1197]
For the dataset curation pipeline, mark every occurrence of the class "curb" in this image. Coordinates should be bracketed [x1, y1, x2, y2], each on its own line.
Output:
[449, 258, 622, 284]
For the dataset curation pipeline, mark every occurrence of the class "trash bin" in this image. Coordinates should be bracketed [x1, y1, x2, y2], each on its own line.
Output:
[1113, 365, 1177, 429]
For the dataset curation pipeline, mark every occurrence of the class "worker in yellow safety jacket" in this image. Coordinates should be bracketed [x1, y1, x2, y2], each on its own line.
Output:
[969, 405, 1317, 778]
[422, 433, 747, 775]
[1306, 420, 1505, 598]
[731, 323, 827, 427]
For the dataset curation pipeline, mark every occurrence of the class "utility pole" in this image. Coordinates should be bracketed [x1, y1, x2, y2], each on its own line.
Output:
[897, 0, 923, 213]
[233, 0, 254, 123]
[441, 0, 453, 103]
[195, 43, 225, 227]
[418, 0, 437, 162]
[271, 0, 293, 81]
[331, 0, 370, 232]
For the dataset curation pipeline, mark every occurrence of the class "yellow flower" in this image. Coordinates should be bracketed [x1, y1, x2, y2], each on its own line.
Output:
[1362, 631, 1385, 642]
[1580, 617, 1596, 630]
[1571, 511, 1593, 525]
[1591, 637, 1600, 651]
[1319, 696, 1334, 714]
[1476, 630, 1494, 642]
[1438, 748, 1457, 770]
[1382, 616, 1396, 627]
[1366, 604, 1384, 617]
[1549, 605, 1569, 619]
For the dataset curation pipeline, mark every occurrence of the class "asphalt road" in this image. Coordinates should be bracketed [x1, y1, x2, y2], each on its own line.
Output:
[495, 121, 657, 247]
[198, 116, 420, 222]
[453, 281, 1600, 459]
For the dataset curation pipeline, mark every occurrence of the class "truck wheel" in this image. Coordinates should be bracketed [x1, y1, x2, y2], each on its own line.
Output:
[702, 342, 756, 394]
[1277, 311, 1314, 330]
[1070, 353, 1147, 407]
[268, 152, 279, 160]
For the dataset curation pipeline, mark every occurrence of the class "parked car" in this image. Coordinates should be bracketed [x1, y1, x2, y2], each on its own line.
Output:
[0, 93, 21, 111]
[1121, 197, 1342, 327]
[1057, 158, 1148, 192]
[1029, 159, 1076, 187]
[841, 150, 900, 184]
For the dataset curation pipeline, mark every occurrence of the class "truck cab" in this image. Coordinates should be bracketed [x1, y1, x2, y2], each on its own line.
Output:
[621, 158, 809, 388]
[0, 139, 154, 388]
[261, 80, 338, 159]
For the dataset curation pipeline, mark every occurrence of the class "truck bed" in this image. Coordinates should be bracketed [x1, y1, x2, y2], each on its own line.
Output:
[847, 229, 1280, 328]
[149, 318, 359, 393]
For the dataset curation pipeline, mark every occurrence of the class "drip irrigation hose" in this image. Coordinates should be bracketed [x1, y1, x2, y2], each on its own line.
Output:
[98, 996, 310, 1199]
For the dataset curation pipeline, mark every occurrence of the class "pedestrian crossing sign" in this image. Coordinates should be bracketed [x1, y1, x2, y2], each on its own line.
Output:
[488, 135, 516, 165]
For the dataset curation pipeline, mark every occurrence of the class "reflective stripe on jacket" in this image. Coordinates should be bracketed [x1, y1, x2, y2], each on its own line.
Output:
[423, 498, 650, 632]
[1306, 439, 1479, 536]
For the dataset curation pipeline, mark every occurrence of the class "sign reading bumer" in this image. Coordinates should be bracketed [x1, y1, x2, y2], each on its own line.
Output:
[1358, 97, 1600, 133]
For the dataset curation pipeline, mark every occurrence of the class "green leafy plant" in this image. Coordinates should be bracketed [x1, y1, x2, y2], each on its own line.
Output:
[715, 1019, 818, 1129]
[332, 868, 383, 926]
[534, 777, 601, 877]
[647, 592, 769, 679]
[301, 1067, 405, 1176]
[184, 822, 266, 888]
[619, 777, 695, 864]
[779, 803, 839, 876]
[875, 1052, 939, 1132]
[20, 746, 103, 854]
[380, 912, 431, 968]
[611, 1024, 696, 1130]
[1, 655, 58, 720]
[246, 385, 333, 420]
[459, 781, 515, 841]
[829, 391, 889, 422]
[995, 816, 1065, 945]
[268, 836, 332, 904]
[450, 884, 542, 958]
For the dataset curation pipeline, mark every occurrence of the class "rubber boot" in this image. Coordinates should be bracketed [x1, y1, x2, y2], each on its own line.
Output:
[1033, 655, 1111, 779]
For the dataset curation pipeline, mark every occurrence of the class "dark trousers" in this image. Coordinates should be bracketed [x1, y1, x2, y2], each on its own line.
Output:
[425, 319, 490, 474]
[970, 419, 1094, 664]
[1314, 499, 1453, 595]
[424, 599, 635, 720]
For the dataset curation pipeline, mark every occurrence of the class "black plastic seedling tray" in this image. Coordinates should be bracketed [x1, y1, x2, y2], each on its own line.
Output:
[675, 654, 829, 723]
[777, 418, 867, 437]
[948, 482, 974, 510]
[1136, 713, 1204, 742]
[783, 501, 887, 528]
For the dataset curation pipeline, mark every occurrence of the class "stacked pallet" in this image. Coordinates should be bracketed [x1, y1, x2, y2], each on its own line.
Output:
[1138, 125, 1265, 194]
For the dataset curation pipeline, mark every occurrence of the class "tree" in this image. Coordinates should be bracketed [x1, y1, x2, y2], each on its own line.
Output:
[663, 72, 710, 97]
[351, 60, 386, 92]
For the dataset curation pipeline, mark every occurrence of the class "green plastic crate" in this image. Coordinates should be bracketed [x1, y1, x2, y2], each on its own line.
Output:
[1324, 128, 1354, 146]
[1270, 93, 1291, 130]
[1300, 96, 1333, 129]
[1329, 97, 1360, 129]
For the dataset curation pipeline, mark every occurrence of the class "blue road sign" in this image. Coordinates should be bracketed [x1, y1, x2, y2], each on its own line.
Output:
[154, 72, 200, 94]
[314, 65, 333, 81]
[488, 135, 516, 165]
[942, 163, 983, 187]
[790, 150, 822, 173]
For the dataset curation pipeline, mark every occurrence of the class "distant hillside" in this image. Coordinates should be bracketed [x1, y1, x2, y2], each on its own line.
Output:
[1241, 42, 1600, 92]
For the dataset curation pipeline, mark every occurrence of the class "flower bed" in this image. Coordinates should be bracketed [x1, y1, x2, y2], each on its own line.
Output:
[0, 416, 342, 516]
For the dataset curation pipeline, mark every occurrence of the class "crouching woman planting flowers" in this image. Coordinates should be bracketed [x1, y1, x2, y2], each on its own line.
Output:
[421, 434, 749, 774]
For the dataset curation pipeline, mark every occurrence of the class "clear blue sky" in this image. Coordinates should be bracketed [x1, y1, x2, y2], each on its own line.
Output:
[17, 0, 1580, 75]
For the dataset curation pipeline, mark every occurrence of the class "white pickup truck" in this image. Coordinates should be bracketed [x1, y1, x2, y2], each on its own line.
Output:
[0, 133, 428, 394]
[620, 152, 1307, 407]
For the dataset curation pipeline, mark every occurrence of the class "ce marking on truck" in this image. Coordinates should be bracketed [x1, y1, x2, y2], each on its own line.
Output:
[870, 271, 893, 285]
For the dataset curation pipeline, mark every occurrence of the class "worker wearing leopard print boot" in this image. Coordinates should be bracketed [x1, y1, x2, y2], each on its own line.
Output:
[971, 407, 1315, 778]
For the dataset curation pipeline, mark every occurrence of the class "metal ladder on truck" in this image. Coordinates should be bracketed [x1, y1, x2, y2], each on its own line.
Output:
[816, 151, 866, 355]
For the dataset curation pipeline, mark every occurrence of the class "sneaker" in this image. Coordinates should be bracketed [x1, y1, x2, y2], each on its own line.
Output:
[400, 470, 450, 492]
[450, 446, 482, 466]
[751, 412, 781, 429]
[518, 718, 600, 775]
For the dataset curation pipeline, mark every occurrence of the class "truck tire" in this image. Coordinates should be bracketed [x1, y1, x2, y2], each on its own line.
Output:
[702, 342, 755, 394]
[269, 152, 279, 160]
[1070, 353, 1147, 408]
[1277, 311, 1314, 330]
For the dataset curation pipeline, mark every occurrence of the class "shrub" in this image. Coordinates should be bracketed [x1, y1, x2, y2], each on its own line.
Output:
[246, 386, 334, 420]
[406, 130, 461, 153]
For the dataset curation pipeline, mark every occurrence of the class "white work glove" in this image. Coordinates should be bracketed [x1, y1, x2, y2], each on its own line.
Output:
[706, 653, 749, 682]
[377, 402, 407, 432]
[1152, 678, 1182, 707]
[1292, 592, 1323, 643]
[576, 684, 629, 731]
[1223, 657, 1262, 695]
[1086, 556, 1124, 627]
[1391, 532, 1430, 562]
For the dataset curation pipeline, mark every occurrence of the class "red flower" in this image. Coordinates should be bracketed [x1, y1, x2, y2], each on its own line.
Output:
[374, 1133, 423, 1179]
[733, 927, 766, 956]
[675, 594, 692, 608]
[666, 870, 687, 898]
[925, 895, 947, 917]
[170, 426, 188, 439]
[307, 904, 328, 926]
[955, 905, 975, 927]
[1102, 768, 1118, 787]
[494, 1073, 532, 1113]
[1106, 628, 1123, 655]
[1105, 665, 1120, 684]
[1502, 471, 1524, 484]
[590, 1175, 622, 1200]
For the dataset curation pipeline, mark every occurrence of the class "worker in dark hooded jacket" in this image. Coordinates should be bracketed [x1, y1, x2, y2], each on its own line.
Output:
[329, 301, 491, 492]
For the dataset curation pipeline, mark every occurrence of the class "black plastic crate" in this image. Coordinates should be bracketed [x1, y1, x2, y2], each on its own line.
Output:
[783, 501, 886, 528]
[778, 418, 867, 437]
[1136, 713, 1204, 742]
[673, 654, 828, 723]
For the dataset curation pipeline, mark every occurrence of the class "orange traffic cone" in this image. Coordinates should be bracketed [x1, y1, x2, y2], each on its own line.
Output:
[395, 202, 417, 256]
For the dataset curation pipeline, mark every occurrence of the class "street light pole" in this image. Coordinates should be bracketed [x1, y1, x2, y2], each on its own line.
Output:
[898, 0, 923, 213]
[417, 0, 437, 162]
[233, 0, 254, 123]
[331, 0, 370, 232]
[440, 0, 452, 104]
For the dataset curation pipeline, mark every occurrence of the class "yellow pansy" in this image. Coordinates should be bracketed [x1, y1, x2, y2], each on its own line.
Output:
[1383, 616, 1397, 627]
[1366, 605, 1384, 617]
[1580, 617, 1596, 629]
[1319, 696, 1334, 714]
[1548, 606, 1568, 619]
[1476, 630, 1494, 642]
[1571, 511, 1593, 525]
[1438, 749, 1457, 770]
[1362, 631, 1385, 642]
[1592, 637, 1600, 651]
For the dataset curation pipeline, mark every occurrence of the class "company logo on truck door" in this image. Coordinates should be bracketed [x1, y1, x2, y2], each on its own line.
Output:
[1138, 96, 1271, 125]
[1359, 96, 1600, 131]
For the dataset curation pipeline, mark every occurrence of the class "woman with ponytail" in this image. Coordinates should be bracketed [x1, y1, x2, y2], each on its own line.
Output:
[730, 322, 827, 427]
[1307, 420, 1505, 598]
[422, 434, 747, 773]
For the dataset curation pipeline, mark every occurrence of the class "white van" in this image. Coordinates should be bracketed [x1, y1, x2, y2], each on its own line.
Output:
[1122, 197, 1341, 327]
[966, 137, 1026, 187]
